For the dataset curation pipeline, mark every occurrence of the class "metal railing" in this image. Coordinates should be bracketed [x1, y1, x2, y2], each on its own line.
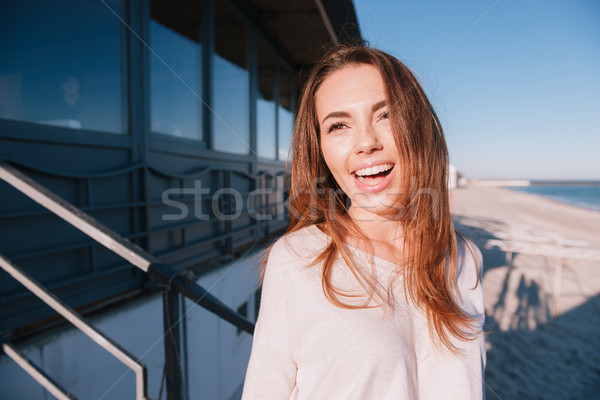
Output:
[0, 255, 147, 400]
[1, 158, 286, 325]
[1, 339, 76, 400]
[0, 163, 257, 400]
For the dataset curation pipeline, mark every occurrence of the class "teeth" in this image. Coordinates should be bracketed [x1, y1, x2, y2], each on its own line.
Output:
[354, 163, 393, 177]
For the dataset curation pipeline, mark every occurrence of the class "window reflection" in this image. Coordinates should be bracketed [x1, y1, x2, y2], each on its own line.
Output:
[256, 41, 276, 159]
[212, 0, 250, 155]
[0, 0, 126, 133]
[278, 68, 294, 161]
[150, 0, 203, 140]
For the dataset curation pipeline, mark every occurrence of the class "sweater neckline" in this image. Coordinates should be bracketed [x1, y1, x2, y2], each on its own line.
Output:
[306, 224, 402, 269]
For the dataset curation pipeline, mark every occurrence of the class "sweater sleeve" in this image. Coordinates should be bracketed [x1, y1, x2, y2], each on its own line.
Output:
[242, 241, 297, 399]
[417, 240, 487, 400]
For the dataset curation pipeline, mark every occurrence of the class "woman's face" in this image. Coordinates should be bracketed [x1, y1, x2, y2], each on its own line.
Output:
[316, 64, 401, 221]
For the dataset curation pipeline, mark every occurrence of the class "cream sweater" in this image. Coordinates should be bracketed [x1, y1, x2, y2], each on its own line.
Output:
[242, 225, 486, 399]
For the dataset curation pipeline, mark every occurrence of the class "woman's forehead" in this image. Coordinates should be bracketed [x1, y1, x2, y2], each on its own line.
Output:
[315, 65, 385, 118]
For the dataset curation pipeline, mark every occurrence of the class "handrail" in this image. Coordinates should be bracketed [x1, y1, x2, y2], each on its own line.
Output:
[0, 255, 147, 400]
[1, 340, 77, 400]
[0, 164, 155, 271]
[0, 162, 257, 399]
[0, 162, 255, 332]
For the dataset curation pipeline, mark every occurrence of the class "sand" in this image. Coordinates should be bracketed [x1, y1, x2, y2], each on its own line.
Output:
[452, 186, 600, 400]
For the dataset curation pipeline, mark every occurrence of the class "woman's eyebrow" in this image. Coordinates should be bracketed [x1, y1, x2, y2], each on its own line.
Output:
[372, 100, 386, 113]
[321, 111, 351, 125]
[321, 101, 387, 125]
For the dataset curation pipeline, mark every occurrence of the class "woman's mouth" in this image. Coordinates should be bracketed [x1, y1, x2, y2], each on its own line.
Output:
[352, 163, 394, 186]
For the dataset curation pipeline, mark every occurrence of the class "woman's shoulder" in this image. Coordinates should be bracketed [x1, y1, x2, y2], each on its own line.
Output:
[269, 224, 329, 265]
[262, 225, 328, 287]
[456, 233, 483, 280]
[454, 233, 485, 321]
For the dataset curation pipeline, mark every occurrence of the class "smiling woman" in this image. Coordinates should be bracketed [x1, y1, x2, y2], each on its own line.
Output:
[317, 65, 400, 214]
[242, 45, 486, 400]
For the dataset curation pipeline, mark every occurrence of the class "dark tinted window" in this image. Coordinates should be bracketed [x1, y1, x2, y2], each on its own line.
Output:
[0, 0, 126, 133]
[212, 0, 250, 154]
[150, 0, 203, 140]
[278, 67, 293, 161]
[256, 41, 276, 159]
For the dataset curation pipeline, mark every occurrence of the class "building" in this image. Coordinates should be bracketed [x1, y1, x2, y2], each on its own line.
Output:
[448, 164, 458, 190]
[0, 1, 360, 398]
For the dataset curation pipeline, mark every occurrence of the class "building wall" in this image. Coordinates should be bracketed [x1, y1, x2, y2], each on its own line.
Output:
[0, 250, 261, 399]
[0, 0, 290, 335]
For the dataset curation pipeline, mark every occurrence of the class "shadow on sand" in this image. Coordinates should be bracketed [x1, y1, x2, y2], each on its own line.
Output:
[454, 215, 600, 400]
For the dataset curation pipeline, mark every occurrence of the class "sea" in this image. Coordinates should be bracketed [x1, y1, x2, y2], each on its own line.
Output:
[508, 182, 600, 212]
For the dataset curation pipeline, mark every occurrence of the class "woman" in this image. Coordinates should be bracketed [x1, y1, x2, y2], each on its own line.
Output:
[242, 45, 485, 399]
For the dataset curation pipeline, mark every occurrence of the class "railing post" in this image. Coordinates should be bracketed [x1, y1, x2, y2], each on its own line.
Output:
[162, 290, 184, 400]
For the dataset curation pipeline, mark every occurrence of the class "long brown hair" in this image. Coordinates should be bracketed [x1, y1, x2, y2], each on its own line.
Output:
[280, 44, 478, 351]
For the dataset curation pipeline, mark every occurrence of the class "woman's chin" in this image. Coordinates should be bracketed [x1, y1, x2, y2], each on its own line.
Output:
[348, 201, 406, 222]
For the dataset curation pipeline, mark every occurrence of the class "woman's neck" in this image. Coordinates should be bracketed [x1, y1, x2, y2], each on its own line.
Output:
[346, 207, 405, 264]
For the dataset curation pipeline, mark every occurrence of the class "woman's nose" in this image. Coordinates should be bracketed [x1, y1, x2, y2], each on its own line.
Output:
[354, 125, 383, 154]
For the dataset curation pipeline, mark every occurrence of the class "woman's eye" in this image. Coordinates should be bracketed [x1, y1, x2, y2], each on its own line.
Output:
[327, 122, 347, 133]
[378, 111, 389, 121]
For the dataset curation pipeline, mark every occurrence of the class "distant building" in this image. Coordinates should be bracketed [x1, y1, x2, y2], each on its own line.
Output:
[471, 180, 531, 187]
[0, 1, 361, 398]
[448, 164, 458, 190]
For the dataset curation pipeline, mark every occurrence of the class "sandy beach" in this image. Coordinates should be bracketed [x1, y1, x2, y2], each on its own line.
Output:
[452, 186, 600, 400]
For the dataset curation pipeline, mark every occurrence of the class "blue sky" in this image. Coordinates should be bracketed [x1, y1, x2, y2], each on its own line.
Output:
[354, 0, 600, 180]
